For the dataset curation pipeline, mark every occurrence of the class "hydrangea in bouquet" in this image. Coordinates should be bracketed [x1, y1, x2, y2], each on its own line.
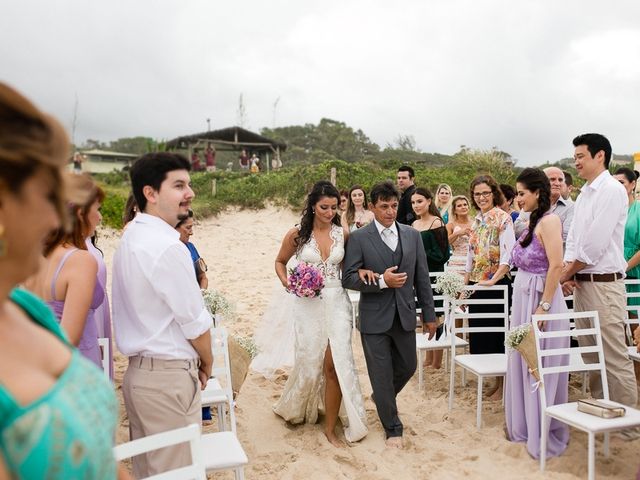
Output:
[287, 262, 324, 298]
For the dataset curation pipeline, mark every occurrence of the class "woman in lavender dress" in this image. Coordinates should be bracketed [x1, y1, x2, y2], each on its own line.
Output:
[505, 168, 569, 459]
[87, 234, 113, 379]
[26, 175, 105, 370]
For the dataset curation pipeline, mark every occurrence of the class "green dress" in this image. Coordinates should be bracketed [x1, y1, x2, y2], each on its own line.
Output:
[420, 224, 451, 311]
[624, 201, 640, 315]
[0, 289, 118, 479]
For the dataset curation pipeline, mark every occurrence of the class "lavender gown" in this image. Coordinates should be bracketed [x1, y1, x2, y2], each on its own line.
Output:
[87, 239, 114, 379]
[48, 248, 105, 370]
[505, 229, 569, 459]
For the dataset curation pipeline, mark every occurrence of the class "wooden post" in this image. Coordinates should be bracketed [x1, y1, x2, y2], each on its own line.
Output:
[211, 179, 217, 197]
[330, 167, 336, 186]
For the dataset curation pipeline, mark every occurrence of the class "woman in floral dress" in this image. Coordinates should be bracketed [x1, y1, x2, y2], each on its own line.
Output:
[465, 175, 516, 400]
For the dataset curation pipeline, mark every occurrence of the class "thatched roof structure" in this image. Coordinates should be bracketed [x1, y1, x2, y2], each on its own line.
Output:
[166, 126, 286, 152]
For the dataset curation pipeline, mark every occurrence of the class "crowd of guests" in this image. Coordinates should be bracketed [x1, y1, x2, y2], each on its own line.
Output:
[1, 80, 639, 478]
[326, 138, 640, 459]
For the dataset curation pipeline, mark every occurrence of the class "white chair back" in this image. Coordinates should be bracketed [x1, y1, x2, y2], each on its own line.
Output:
[98, 337, 110, 378]
[114, 423, 206, 480]
[532, 310, 608, 410]
[204, 326, 237, 432]
[624, 278, 640, 336]
[448, 284, 509, 355]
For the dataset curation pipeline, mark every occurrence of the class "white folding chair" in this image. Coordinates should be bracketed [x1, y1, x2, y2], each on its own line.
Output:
[416, 271, 469, 390]
[202, 326, 236, 432]
[114, 423, 206, 480]
[98, 337, 110, 379]
[533, 310, 640, 480]
[448, 284, 509, 429]
[200, 431, 248, 479]
[563, 292, 591, 396]
[624, 278, 640, 363]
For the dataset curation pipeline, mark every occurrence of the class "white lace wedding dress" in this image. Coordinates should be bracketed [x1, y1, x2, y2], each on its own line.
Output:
[271, 224, 368, 442]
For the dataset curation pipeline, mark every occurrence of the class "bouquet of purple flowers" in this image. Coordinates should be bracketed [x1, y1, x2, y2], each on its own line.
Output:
[287, 262, 325, 298]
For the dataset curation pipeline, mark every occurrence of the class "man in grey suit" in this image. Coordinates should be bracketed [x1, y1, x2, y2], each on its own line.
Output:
[342, 181, 436, 448]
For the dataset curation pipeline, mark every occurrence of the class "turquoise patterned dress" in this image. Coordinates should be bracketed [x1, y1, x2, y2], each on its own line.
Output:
[0, 289, 118, 479]
[624, 201, 640, 315]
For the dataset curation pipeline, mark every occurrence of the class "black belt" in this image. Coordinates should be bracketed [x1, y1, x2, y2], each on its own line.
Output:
[574, 273, 623, 283]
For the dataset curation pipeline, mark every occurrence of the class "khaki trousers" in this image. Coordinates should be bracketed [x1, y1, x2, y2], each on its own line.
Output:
[122, 356, 201, 479]
[574, 280, 638, 406]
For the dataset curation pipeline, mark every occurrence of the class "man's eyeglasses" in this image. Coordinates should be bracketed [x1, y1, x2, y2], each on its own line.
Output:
[473, 191, 493, 199]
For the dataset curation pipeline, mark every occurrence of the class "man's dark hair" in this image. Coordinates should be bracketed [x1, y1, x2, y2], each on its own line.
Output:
[370, 181, 400, 205]
[397, 165, 415, 178]
[499, 183, 516, 203]
[562, 170, 573, 187]
[572, 133, 612, 169]
[130, 152, 191, 212]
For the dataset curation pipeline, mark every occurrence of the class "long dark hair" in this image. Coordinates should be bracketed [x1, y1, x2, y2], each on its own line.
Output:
[295, 181, 341, 250]
[413, 187, 443, 222]
[516, 168, 551, 248]
[345, 184, 369, 225]
[614, 167, 639, 192]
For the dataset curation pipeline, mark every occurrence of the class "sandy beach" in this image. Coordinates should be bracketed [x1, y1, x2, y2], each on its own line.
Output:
[99, 206, 639, 480]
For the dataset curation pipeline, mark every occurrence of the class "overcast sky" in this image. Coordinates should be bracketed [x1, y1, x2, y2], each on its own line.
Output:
[2, 0, 639, 165]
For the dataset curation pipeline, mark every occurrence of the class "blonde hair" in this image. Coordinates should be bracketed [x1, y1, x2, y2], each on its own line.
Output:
[0, 82, 71, 222]
[434, 183, 453, 212]
[449, 195, 471, 222]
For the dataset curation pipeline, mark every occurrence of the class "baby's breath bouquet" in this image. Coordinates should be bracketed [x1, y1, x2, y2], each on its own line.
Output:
[232, 335, 259, 359]
[201, 289, 235, 323]
[434, 271, 468, 299]
[505, 324, 540, 382]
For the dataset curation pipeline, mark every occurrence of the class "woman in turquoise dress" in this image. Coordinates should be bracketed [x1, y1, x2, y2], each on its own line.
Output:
[435, 183, 453, 224]
[0, 83, 128, 479]
[614, 167, 640, 383]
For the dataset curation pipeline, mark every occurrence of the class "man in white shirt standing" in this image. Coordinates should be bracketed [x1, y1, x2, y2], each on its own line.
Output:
[561, 133, 637, 409]
[113, 153, 213, 477]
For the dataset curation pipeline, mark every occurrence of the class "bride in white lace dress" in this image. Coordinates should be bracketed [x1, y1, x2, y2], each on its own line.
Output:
[272, 181, 368, 446]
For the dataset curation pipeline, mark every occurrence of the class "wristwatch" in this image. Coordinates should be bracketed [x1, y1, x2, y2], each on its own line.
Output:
[538, 300, 551, 312]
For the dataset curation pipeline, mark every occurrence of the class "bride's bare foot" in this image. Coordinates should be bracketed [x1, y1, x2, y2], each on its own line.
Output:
[324, 430, 345, 448]
[385, 436, 404, 449]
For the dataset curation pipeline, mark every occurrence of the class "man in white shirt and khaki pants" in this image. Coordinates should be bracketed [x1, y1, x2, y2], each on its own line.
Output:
[113, 153, 213, 477]
[561, 133, 638, 417]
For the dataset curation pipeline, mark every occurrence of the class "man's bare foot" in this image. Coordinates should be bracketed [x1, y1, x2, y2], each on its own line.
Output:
[324, 430, 345, 447]
[385, 436, 404, 449]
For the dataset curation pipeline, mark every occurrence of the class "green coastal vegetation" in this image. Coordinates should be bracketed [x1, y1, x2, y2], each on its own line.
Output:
[90, 118, 633, 229]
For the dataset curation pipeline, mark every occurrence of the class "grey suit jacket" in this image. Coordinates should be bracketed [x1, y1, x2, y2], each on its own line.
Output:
[342, 221, 436, 334]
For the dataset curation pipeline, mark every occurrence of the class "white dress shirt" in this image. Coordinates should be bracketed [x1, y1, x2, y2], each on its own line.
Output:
[564, 170, 628, 274]
[373, 219, 399, 289]
[112, 213, 213, 359]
